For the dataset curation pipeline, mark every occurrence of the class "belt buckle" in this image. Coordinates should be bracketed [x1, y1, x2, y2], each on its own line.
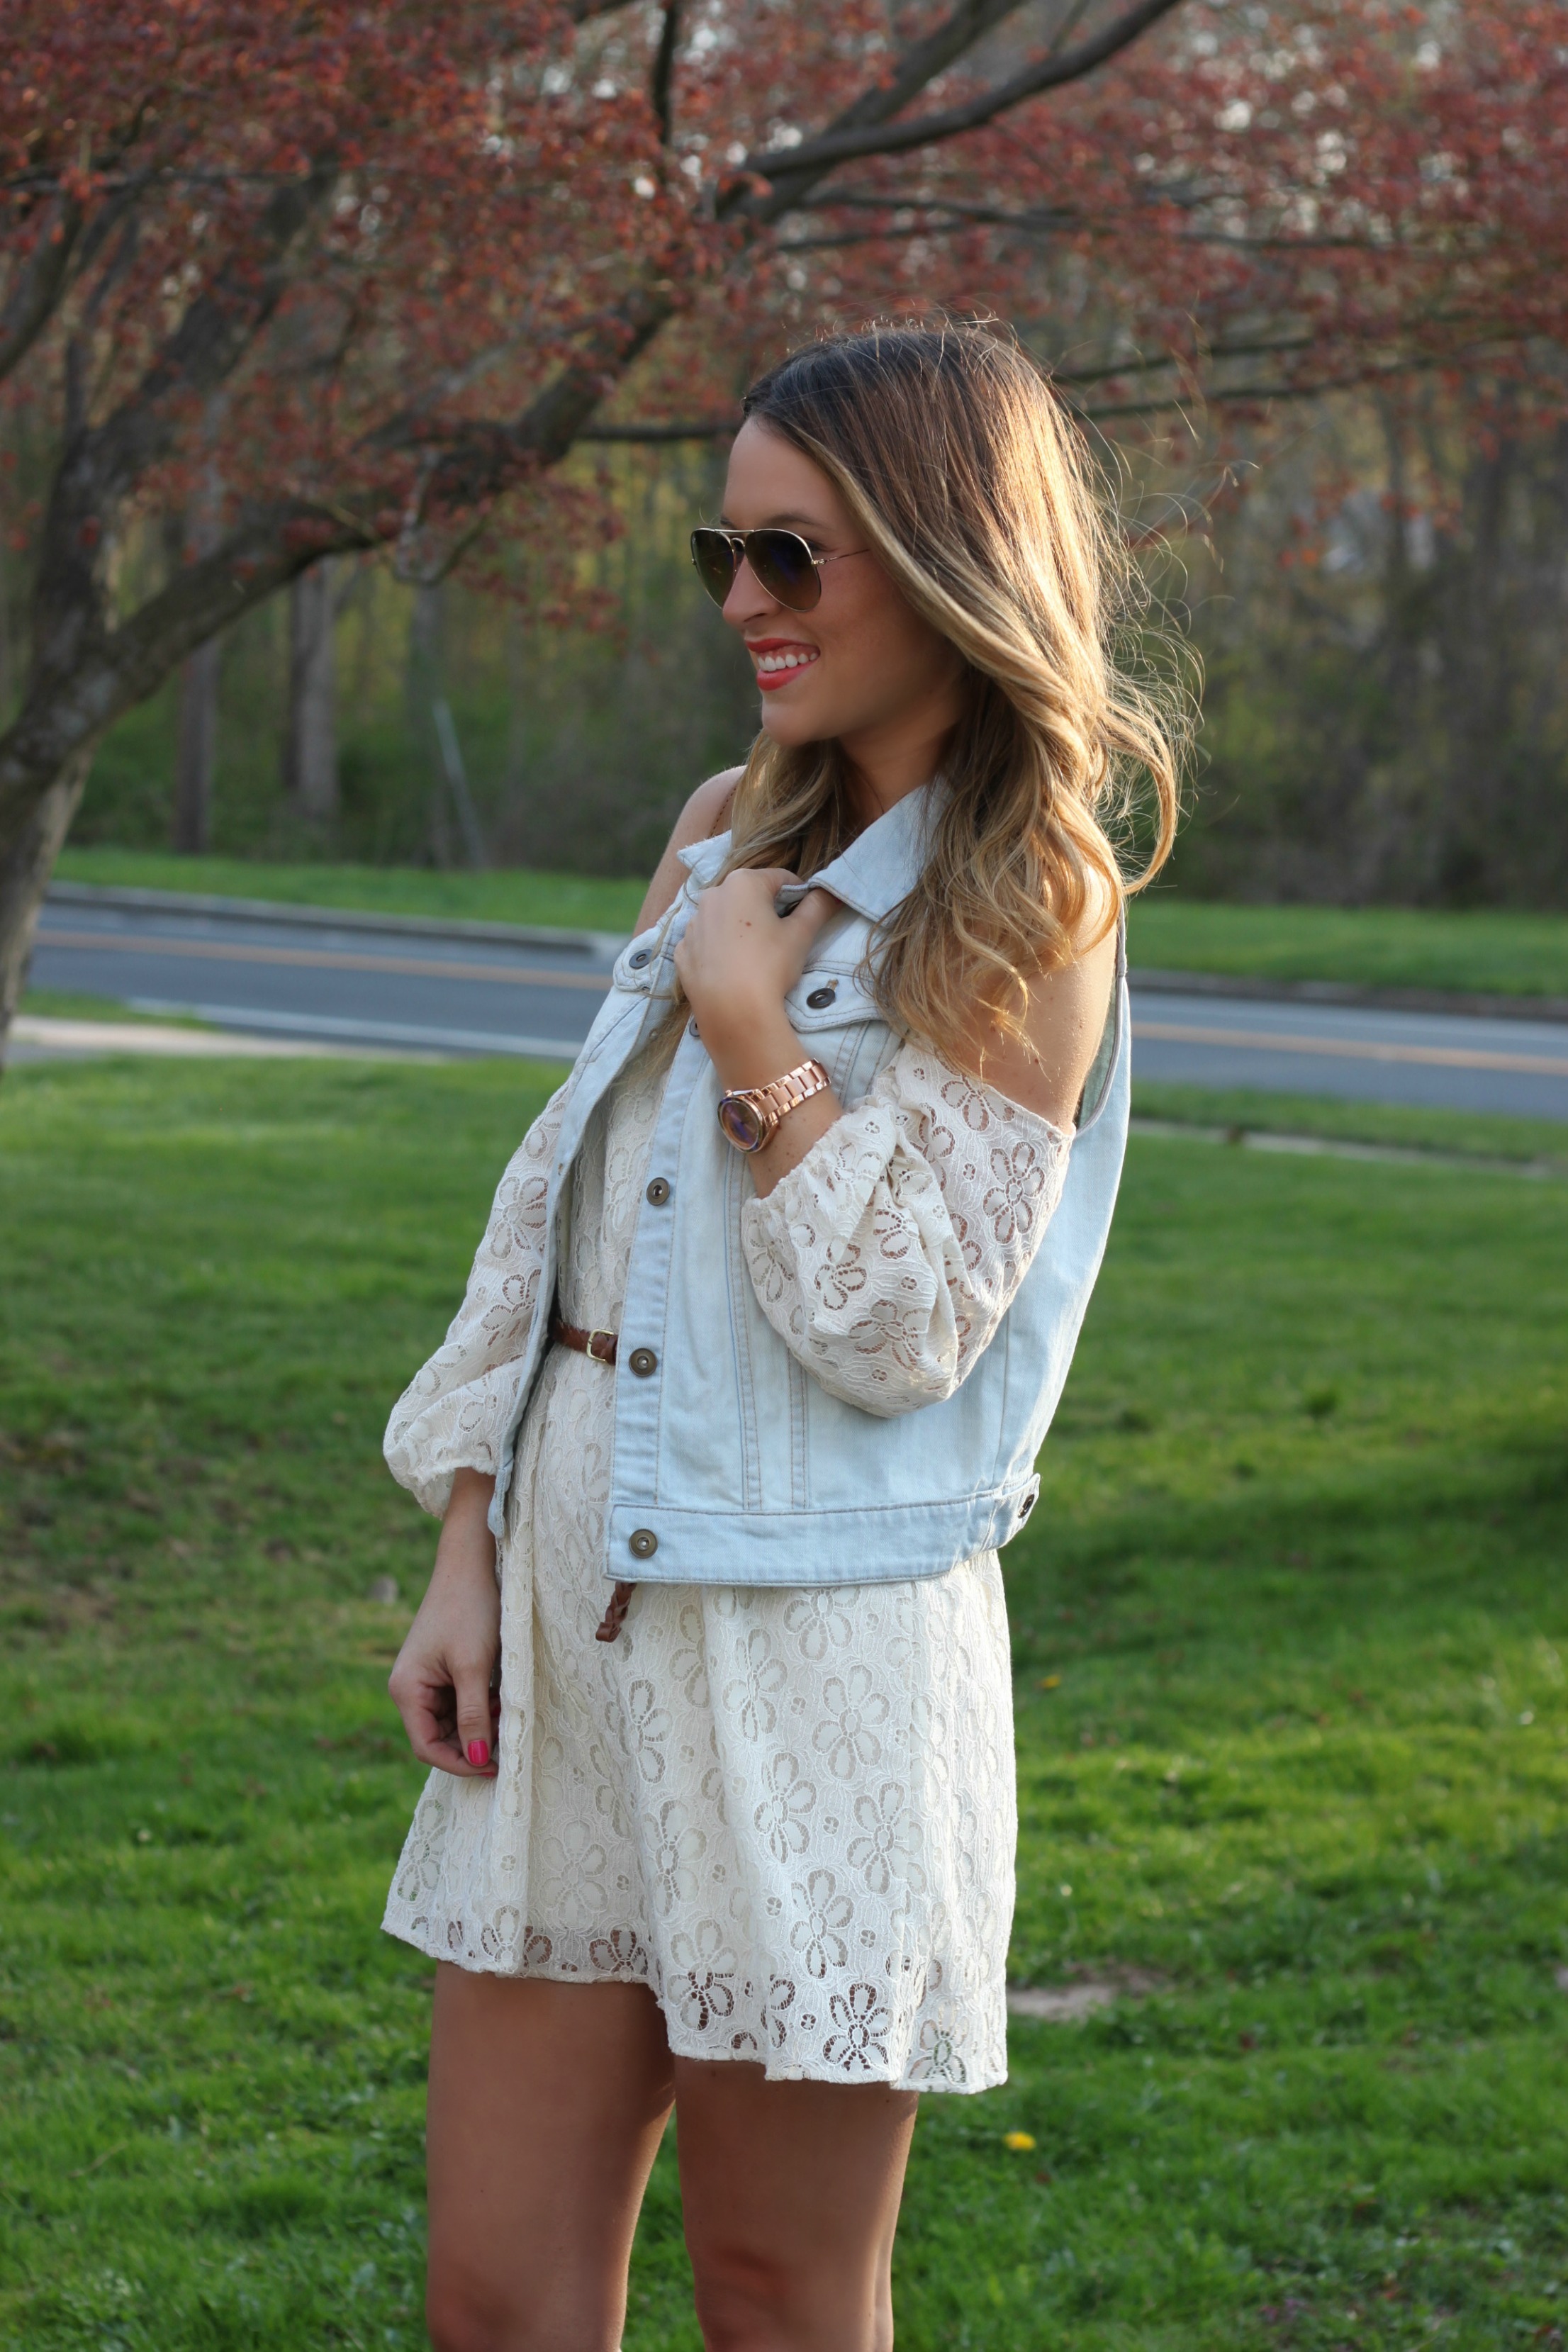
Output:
[587, 1328, 616, 1363]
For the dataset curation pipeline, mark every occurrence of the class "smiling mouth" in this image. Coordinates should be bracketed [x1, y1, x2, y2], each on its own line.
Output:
[750, 644, 820, 690]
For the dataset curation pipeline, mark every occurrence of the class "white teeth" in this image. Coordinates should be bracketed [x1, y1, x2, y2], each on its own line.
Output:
[756, 649, 817, 672]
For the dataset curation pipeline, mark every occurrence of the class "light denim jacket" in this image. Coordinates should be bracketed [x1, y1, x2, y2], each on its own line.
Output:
[393, 783, 1129, 1588]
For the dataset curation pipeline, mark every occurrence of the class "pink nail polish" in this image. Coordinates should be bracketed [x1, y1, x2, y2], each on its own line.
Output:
[467, 1740, 490, 1767]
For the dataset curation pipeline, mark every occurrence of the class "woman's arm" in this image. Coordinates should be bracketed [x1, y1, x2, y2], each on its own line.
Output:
[740, 1042, 1074, 1416]
[388, 1468, 501, 1778]
[383, 1082, 569, 1516]
[673, 861, 1117, 1194]
[677, 864, 1119, 1413]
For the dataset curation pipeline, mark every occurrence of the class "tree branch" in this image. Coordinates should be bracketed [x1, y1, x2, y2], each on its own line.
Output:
[77, 164, 339, 516]
[651, 1, 682, 145]
[404, 280, 679, 510]
[383, 5, 1184, 540]
[580, 416, 740, 440]
[717, 0, 1034, 224]
[775, 198, 1077, 251]
[0, 195, 82, 386]
[27, 163, 340, 703]
[775, 197, 1391, 256]
[1, 279, 688, 802]
[567, 320, 1538, 440]
[787, 0, 1036, 150]
[1070, 342, 1525, 423]
[727, 0, 1189, 220]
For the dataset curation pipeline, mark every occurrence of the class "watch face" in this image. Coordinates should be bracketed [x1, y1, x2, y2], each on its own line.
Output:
[717, 1093, 768, 1151]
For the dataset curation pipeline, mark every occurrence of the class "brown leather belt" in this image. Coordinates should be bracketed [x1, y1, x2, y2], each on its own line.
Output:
[549, 1310, 617, 1366]
[548, 1309, 633, 1640]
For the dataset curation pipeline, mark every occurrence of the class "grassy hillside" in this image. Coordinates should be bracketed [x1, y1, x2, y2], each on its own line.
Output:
[1, 1052, 1565, 2346]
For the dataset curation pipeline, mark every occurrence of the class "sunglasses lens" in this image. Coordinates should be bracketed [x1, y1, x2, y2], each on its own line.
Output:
[690, 530, 737, 607]
[750, 530, 822, 611]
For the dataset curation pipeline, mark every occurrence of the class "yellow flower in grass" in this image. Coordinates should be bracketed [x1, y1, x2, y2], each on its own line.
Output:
[1003, 2130, 1036, 2152]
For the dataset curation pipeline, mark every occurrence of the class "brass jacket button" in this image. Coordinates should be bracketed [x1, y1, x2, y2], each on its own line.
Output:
[806, 985, 837, 1009]
[629, 1528, 658, 1559]
[628, 1346, 658, 1377]
[645, 1177, 671, 1206]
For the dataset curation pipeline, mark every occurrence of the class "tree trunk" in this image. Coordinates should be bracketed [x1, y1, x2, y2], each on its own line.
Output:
[172, 635, 220, 854]
[285, 559, 340, 822]
[0, 741, 92, 1068]
[408, 583, 452, 866]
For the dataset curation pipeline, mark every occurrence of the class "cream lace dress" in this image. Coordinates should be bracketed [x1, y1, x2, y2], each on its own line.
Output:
[383, 1038, 1072, 2092]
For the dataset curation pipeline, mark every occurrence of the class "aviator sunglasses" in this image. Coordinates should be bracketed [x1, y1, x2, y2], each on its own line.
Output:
[690, 526, 868, 613]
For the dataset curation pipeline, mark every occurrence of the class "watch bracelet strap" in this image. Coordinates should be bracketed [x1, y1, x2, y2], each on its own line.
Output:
[752, 1058, 830, 1123]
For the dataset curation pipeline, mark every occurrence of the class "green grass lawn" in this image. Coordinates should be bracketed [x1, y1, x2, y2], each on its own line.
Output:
[52, 846, 650, 936]
[52, 844, 1568, 998]
[1130, 1084, 1568, 1170]
[2, 1053, 1566, 2349]
[16, 992, 217, 1029]
[1125, 898, 1568, 999]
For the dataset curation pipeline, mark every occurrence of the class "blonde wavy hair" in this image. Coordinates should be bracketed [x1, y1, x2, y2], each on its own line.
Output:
[718, 321, 1187, 1070]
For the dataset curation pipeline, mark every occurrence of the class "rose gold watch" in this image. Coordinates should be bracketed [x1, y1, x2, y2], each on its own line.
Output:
[716, 1058, 831, 1153]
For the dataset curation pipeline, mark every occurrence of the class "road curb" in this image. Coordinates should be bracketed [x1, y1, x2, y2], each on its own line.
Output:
[1129, 1114, 1568, 1180]
[46, 880, 628, 961]
[1130, 965, 1568, 1026]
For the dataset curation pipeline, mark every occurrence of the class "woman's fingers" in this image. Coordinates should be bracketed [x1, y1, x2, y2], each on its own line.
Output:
[785, 886, 841, 941]
[750, 866, 804, 898]
[452, 1651, 500, 1775]
[390, 1642, 500, 1776]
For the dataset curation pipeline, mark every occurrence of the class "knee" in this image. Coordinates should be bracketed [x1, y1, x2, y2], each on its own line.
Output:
[691, 2242, 893, 2352]
[425, 2268, 530, 2352]
[688, 2244, 801, 2351]
[425, 2268, 505, 2352]
[425, 2266, 617, 2352]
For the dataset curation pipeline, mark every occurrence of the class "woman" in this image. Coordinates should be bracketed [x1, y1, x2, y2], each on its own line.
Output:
[384, 322, 1181, 2352]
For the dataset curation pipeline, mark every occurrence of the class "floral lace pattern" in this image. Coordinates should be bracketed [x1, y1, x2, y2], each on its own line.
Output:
[381, 1039, 1028, 2091]
[741, 1051, 1072, 1416]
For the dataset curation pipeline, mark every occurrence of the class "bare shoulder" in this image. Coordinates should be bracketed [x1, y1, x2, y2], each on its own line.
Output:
[633, 766, 747, 933]
[963, 878, 1121, 1131]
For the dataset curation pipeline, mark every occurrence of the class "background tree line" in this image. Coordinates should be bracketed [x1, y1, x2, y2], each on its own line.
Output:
[16, 376, 1565, 909]
[4, 0, 1566, 1062]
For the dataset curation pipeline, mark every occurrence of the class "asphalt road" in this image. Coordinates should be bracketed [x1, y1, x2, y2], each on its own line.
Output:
[30, 890, 1568, 1122]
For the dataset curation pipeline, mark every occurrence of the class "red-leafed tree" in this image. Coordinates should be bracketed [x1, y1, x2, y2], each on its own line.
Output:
[1, 0, 1565, 1059]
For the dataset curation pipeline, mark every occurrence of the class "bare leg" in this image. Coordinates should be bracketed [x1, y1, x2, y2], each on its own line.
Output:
[425, 1969, 675, 2352]
[674, 2056, 919, 2352]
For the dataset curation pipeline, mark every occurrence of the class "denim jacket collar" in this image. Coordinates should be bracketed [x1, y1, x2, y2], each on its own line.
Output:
[676, 778, 945, 925]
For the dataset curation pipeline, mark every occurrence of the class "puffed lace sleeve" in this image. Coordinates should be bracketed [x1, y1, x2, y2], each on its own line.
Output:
[383, 1084, 566, 1514]
[740, 1045, 1072, 1418]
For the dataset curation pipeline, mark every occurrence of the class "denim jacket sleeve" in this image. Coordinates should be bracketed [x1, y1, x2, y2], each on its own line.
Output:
[383, 1082, 568, 1515]
[739, 1044, 1073, 1419]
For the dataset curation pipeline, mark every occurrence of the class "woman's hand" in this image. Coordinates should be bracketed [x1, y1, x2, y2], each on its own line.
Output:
[673, 868, 839, 1075]
[388, 1467, 502, 1777]
[673, 866, 846, 1196]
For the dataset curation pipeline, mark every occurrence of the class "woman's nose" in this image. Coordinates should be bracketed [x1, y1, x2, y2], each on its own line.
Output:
[723, 555, 778, 626]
